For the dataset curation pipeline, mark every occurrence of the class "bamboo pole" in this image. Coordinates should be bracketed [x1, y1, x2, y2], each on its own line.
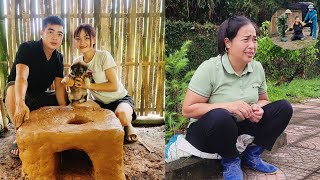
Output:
[94, 0, 101, 47]
[66, 0, 72, 64]
[154, 0, 162, 115]
[30, 0, 36, 40]
[135, 0, 144, 116]
[111, 0, 116, 56]
[148, 0, 156, 113]
[0, 0, 9, 130]
[61, 0, 66, 60]
[24, 0, 31, 41]
[121, 0, 126, 84]
[81, 0, 85, 23]
[15, 0, 22, 47]
[115, 0, 122, 79]
[101, 0, 111, 50]
[44, 0, 51, 16]
[126, 0, 136, 97]
[7, 0, 14, 70]
[156, 0, 165, 116]
[140, 0, 149, 116]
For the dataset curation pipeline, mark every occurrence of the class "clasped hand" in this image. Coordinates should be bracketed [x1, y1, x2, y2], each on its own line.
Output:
[61, 77, 90, 89]
[229, 101, 264, 123]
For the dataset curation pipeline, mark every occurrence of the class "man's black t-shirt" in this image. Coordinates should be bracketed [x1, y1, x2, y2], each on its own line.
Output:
[8, 39, 64, 96]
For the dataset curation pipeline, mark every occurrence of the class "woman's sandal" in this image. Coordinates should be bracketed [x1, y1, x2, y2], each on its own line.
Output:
[124, 125, 138, 143]
[8, 142, 20, 159]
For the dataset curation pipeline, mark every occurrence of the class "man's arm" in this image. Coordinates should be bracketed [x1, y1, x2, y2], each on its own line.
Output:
[54, 77, 68, 106]
[14, 64, 30, 129]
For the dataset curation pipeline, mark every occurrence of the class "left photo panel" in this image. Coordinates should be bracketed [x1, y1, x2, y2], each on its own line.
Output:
[0, 0, 165, 179]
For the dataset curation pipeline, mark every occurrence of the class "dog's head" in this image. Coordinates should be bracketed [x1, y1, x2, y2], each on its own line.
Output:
[70, 62, 88, 77]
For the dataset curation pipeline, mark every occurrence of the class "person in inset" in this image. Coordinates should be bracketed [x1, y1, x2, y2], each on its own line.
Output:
[303, 4, 317, 40]
[276, 9, 292, 42]
[65, 24, 138, 143]
[4, 15, 68, 158]
[286, 16, 306, 41]
[182, 16, 293, 180]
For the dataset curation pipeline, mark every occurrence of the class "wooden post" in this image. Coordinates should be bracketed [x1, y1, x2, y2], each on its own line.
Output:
[0, 0, 9, 130]
[126, 0, 136, 97]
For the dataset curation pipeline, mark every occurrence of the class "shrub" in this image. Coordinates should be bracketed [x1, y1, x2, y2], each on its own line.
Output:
[255, 36, 319, 84]
[165, 20, 218, 72]
[165, 41, 195, 142]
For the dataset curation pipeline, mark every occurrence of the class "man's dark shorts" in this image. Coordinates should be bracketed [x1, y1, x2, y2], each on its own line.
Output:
[4, 81, 58, 111]
[94, 95, 137, 121]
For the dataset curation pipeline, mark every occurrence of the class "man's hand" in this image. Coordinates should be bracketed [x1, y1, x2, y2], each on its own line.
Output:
[248, 104, 264, 123]
[14, 101, 30, 130]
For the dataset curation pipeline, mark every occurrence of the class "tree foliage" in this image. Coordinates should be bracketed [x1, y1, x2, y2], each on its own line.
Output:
[165, 41, 194, 142]
[166, 0, 288, 24]
[255, 21, 319, 85]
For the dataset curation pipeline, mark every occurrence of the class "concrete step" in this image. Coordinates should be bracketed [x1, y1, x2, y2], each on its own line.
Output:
[165, 133, 287, 180]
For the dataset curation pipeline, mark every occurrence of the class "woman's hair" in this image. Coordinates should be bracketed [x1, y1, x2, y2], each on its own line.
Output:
[74, 24, 96, 48]
[217, 16, 259, 55]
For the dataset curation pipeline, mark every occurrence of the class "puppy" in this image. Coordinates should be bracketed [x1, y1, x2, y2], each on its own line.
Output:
[62, 62, 90, 103]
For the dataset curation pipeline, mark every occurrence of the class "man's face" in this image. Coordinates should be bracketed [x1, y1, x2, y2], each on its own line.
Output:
[295, 18, 300, 23]
[41, 24, 64, 51]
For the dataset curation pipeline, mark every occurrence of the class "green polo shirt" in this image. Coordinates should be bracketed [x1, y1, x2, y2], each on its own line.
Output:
[188, 53, 267, 124]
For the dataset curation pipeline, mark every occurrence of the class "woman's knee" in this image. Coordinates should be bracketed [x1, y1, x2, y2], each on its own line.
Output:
[268, 100, 293, 126]
[277, 99, 293, 116]
[115, 111, 129, 126]
[201, 108, 237, 131]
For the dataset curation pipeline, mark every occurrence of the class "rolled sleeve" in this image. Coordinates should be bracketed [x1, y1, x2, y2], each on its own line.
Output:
[188, 61, 212, 98]
[258, 63, 267, 95]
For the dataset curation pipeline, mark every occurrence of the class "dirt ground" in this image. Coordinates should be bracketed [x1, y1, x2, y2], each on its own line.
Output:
[0, 123, 165, 180]
[270, 26, 318, 50]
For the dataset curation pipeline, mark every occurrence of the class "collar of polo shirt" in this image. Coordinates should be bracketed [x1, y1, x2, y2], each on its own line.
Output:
[221, 53, 253, 76]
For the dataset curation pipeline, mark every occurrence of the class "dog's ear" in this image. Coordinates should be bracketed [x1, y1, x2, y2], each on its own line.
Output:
[71, 63, 77, 72]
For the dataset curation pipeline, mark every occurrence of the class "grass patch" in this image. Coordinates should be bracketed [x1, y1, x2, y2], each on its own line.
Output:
[267, 78, 320, 103]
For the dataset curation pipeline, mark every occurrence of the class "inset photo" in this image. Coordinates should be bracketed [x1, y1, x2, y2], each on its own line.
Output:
[269, 2, 318, 50]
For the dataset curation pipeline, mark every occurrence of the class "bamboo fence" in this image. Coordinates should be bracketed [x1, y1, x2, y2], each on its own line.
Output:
[0, 0, 165, 116]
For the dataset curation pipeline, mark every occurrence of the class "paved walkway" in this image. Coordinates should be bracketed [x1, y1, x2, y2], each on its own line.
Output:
[241, 99, 320, 180]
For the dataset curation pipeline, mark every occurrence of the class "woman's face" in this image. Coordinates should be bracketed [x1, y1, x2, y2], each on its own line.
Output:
[74, 29, 96, 54]
[225, 24, 257, 64]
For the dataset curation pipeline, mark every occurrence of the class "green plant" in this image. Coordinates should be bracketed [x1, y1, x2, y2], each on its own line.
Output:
[166, 0, 287, 24]
[165, 20, 218, 72]
[259, 21, 270, 37]
[255, 35, 319, 84]
[165, 41, 195, 142]
[267, 78, 320, 103]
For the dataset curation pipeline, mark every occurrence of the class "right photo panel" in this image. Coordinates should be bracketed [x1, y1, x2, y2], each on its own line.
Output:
[165, 1, 320, 180]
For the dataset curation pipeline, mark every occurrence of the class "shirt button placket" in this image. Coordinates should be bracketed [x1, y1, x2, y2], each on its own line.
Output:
[240, 76, 244, 96]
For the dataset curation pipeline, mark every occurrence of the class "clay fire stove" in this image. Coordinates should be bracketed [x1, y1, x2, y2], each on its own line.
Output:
[16, 106, 125, 179]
